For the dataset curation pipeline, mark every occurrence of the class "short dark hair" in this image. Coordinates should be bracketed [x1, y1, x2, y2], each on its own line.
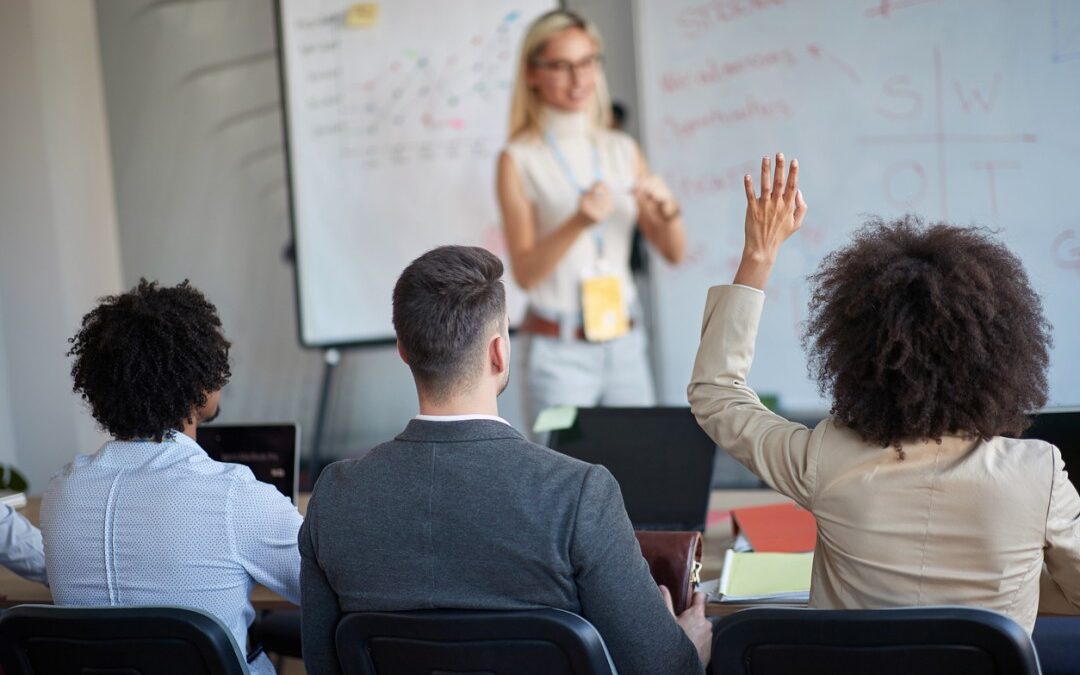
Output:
[392, 246, 507, 399]
[67, 279, 231, 442]
[803, 216, 1051, 448]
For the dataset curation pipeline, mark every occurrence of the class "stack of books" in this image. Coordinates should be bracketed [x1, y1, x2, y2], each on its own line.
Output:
[713, 549, 812, 604]
[732, 502, 816, 552]
[0, 491, 27, 509]
[708, 502, 817, 604]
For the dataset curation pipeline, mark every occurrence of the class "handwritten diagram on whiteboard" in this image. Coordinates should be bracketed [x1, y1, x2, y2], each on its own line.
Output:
[280, 1, 554, 346]
[636, 0, 1080, 409]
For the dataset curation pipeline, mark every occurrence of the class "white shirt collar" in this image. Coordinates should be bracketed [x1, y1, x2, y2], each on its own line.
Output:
[414, 414, 512, 427]
[92, 430, 206, 468]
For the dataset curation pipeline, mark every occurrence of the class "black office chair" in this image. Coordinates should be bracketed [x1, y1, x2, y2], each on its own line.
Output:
[335, 608, 618, 675]
[0, 604, 249, 675]
[712, 606, 1042, 675]
[1031, 616, 1080, 675]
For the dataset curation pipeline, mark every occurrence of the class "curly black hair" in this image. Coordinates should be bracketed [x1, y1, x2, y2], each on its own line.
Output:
[803, 216, 1051, 449]
[68, 279, 231, 442]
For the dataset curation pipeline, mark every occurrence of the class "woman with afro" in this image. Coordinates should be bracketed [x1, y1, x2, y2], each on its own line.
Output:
[689, 153, 1079, 632]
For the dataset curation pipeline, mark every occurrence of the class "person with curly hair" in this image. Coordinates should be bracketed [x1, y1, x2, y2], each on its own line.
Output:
[688, 153, 1080, 632]
[41, 280, 302, 675]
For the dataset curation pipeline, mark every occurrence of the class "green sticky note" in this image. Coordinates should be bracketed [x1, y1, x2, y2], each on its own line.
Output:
[533, 405, 578, 434]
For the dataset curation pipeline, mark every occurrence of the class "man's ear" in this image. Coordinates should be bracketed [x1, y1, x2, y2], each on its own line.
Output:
[396, 340, 409, 366]
[489, 333, 508, 376]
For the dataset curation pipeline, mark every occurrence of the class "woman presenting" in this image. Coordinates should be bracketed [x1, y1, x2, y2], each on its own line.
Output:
[497, 10, 685, 425]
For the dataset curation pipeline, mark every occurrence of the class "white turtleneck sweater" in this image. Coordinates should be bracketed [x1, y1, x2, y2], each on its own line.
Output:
[503, 108, 639, 320]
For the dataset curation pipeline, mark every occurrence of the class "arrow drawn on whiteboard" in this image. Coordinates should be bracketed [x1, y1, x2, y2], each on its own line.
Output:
[1052, 230, 1080, 272]
[806, 44, 862, 85]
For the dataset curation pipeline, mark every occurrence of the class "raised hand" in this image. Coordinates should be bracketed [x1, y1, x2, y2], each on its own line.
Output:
[734, 153, 808, 289]
[577, 182, 614, 225]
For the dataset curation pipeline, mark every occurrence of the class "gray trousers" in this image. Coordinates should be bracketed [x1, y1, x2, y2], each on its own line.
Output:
[524, 326, 657, 431]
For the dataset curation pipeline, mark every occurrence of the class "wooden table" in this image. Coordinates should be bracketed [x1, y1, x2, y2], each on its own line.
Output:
[701, 490, 796, 617]
[4, 491, 1072, 618]
[699, 491, 1080, 618]
[0, 490, 774, 610]
[0, 490, 782, 613]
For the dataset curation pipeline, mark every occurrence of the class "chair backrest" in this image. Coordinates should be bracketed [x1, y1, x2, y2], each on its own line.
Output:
[712, 606, 1041, 675]
[335, 608, 619, 675]
[0, 604, 250, 675]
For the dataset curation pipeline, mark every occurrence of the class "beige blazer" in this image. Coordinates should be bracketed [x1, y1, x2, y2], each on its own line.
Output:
[688, 284, 1080, 632]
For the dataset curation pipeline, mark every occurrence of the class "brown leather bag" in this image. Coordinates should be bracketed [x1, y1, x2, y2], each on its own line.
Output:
[634, 531, 703, 615]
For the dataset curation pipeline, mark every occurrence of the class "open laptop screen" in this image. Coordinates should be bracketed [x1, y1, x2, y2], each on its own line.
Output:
[1021, 409, 1080, 493]
[196, 424, 299, 504]
[548, 407, 717, 531]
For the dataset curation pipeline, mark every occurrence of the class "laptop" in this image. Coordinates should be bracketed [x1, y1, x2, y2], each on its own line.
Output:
[548, 407, 718, 531]
[1020, 408, 1080, 492]
[196, 423, 300, 504]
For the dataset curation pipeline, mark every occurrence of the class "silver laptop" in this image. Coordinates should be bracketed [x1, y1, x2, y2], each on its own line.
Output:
[196, 423, 300, 504]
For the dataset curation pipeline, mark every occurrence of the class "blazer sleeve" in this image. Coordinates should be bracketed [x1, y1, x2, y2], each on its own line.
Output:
[687, 284, 820, 508]
[570, 464, 704, 675]
[1043, 444, 1080, 611]
[299, 491, 344, 675]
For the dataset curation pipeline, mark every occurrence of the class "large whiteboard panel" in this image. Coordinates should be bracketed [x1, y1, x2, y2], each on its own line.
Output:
[636, 0, 1080, 409]
[279, 1, 554, 346]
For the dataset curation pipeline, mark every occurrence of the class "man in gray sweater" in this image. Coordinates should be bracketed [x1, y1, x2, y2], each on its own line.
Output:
[299, 246, 710, 674]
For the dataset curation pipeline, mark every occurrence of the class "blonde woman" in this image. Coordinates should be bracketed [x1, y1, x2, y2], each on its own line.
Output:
[497, 10, 685, 426]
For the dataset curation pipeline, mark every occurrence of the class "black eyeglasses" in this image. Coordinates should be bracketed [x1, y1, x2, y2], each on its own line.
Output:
[531, 53, 604, 78]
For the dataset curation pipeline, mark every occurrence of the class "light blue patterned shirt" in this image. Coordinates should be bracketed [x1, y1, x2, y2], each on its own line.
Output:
[41, 432, 303, 675]
[0, 504, 46, 584]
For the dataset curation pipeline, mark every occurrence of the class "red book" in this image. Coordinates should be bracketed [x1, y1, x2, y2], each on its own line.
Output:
[732, 502, 817, 553]
[707, 509, 731, 531]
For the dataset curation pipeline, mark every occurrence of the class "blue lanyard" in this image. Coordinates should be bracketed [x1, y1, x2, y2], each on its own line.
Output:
[544, 132, 605, 256]
[544, 131, 602, 192]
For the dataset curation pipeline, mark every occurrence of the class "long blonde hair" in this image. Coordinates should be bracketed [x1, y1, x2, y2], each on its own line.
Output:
[507, 10, 613, 141]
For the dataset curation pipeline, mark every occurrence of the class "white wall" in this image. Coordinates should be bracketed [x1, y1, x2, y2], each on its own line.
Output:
[95, 0, 326, 447]
[0, 0, 637, 490]
[87, 0, 639, 466]
[567, 0, 640, 139]
[0, 0, 122, 493]
[0, 306, 19, 467]
[94, 0, 529, 465]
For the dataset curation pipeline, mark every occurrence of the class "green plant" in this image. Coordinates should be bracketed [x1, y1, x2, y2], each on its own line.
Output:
[0, 464, 28, 493]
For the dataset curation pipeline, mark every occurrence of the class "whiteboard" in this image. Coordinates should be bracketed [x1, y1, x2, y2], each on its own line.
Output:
[635, 0, 1080, 410]
[278, 0, 554, 346]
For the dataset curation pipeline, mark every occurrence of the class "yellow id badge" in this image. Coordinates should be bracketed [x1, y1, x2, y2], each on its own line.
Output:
[581, 274, 629, 342]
